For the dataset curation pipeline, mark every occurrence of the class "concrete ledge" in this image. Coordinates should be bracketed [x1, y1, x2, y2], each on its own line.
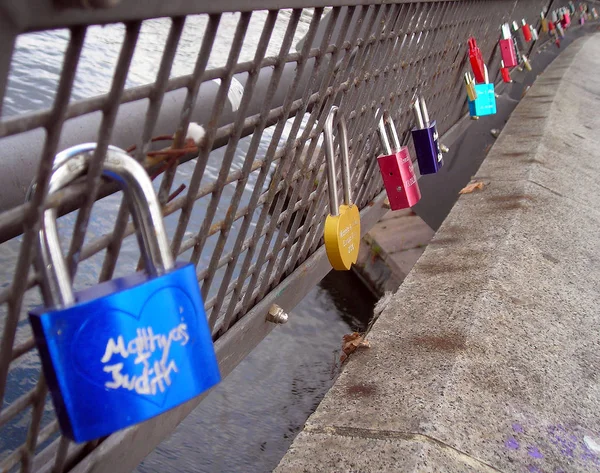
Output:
[275, 33, 600, 473]
[353, 210, 434, 297]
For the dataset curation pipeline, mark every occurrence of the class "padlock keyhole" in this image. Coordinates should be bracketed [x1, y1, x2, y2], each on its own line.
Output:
[389, 172, 393, 176]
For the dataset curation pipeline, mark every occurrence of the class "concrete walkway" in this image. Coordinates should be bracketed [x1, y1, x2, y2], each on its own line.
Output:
[275, 33, 600, 473]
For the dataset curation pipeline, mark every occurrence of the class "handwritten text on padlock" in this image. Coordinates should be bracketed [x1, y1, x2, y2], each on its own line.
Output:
[101, 324, 189, 395]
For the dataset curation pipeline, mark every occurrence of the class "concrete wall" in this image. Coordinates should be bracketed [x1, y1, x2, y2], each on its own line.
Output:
[275, 33, 600, 473]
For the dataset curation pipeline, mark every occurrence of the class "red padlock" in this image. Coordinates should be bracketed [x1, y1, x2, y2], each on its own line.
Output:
[499, 24, 518, 68]
[468, 37, 486, 84]
[521, 19, 532, 42]
[500, 61, 511, 83]
[376, 111, 421, 210]
[548, 20, 556, 31]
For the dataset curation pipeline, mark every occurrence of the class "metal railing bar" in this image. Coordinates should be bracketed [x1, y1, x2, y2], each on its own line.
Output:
[0, 22, 17, 120]
[211, 224, 321, 334]
[286, 4, 386, 276]
[31, 431, 87, 473]
[8, 0, 460, 34]
[0, 25, 87, 410]
[21, 375, 48, 472]
[133, 16, 189, 225]
[198, 9, 303, 314]
[169, 12, 252, 259]
[37, 420, 60, 455]
[236, 5, 341, 319]
[348, 2, 426, 206]
[171, 13, 251, 262]
[304, 204, 330, 258]
[0, 385, 36, 427]
[0, 130, 323, 299]
[284, 5, 401, 276]
[265, 4, 368, 292]
[11, 337, 36, 361]
[128, 17, 188, 272]
[1, 439, 23, 472]
[65, 21, 142, 282]
[51, 437, 71, 473]
[0, 271, 38, 309]
[423, 1, 459, 104]
[222, 216, 338, 330]
[347, 4, 422, 207]
[98, 14, 222, 282]
[206, 231, 295, 317]
[352, 135, 381, 210]
[0, 44, 337, 140]
[0, 408, 58, 473]
[0, 33, 473, 245]
[415, 2, 449, 94]
[181, 159, 321, 259]
[155, 14, 224, 210]
[197, 188, 319, 292]
[250, 5, 366, 303]
[137, 18, 187, 163]
[193, 11, 279, 299]
[293, 5, 387, 266]
[217, 7, 325, 327]
[209, 238, 297, 330]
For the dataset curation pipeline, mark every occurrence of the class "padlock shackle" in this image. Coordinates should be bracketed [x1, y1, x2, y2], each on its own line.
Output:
[377, 112, 392, 156]
[31, 143, 174, 308]
[323, 106, 352, 216]
[377, 110, 402, 155]
[413, 99, 425, 130]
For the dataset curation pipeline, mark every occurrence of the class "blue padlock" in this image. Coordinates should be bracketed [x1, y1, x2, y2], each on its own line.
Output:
[468, 83, 497, 117]
[28, 144, 220, 442]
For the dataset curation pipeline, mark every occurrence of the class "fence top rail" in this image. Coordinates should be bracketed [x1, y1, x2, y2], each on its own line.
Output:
[3, 0, 457, 33]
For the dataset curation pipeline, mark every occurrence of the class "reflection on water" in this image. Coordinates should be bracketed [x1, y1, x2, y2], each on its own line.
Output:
[2, 11, 313, 117]
[0, 9, 374, 472]
[138, 271, 374, 473]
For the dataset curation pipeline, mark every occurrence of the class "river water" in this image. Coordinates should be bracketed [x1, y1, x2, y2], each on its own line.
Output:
[0, 10, 375, 473]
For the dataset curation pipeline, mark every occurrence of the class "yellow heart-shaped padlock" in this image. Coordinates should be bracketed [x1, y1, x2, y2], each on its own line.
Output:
[322, 107, 361, 271]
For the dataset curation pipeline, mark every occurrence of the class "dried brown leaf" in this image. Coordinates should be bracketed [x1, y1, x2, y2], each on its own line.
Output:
[459, 181, 485, 195]
[340, 332, 371, 363]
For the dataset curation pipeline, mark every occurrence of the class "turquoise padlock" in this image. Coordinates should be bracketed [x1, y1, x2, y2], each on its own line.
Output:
[468, 83, 497, 117]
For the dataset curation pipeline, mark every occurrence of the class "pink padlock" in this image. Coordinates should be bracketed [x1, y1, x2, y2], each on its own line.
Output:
[376, 111, 421, 210]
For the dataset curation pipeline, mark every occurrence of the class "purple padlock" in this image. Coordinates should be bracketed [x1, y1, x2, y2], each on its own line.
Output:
[410, 97, 443, 175]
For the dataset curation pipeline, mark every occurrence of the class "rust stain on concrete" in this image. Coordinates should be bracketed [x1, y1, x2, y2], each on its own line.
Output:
[410, 333, 467, 352]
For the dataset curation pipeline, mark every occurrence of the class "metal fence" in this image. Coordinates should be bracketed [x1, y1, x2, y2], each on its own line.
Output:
[0, 0, 564, 471]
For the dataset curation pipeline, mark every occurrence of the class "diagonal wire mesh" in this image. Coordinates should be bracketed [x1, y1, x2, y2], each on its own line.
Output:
[0, 0, 569, 471]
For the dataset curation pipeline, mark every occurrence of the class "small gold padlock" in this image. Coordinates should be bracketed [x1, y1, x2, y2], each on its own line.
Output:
[322, 106, 360, 271]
